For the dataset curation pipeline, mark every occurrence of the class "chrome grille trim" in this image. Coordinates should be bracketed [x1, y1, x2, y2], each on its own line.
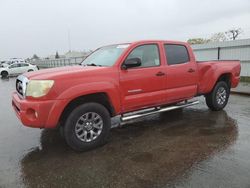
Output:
[16, 75, 29, 98]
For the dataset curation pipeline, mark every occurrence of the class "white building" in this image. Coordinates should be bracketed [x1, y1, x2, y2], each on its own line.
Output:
[45, 51, 89, 60]
[64, 51, 89, 58]
[192, 38, 250, 77]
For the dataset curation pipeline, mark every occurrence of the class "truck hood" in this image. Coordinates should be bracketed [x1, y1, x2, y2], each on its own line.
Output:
[23, 65, 106, 80]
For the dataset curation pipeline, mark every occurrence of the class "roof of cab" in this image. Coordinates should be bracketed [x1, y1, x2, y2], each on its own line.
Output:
[101, 40, 188, 48]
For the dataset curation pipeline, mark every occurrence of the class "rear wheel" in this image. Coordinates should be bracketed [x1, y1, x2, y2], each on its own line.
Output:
[63, 102, 111, 151]
[205, 81, 230, 111]
[1, 71, 8, 78]
[27, 69, 33, 72]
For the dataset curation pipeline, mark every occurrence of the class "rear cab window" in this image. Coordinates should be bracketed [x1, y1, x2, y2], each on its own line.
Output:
[164, 44, 190, 65]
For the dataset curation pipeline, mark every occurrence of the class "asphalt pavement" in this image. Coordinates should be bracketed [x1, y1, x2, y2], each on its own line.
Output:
[0, 77, 250, 188]
[231, 82, 250, 95]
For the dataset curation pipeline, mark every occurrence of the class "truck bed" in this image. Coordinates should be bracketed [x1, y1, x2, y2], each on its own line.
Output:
[196, 60, 241, 95]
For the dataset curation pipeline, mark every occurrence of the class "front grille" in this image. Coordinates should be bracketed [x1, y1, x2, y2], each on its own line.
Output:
[16, 75, 29, 98]
[12, 101, 20, 113]
[16, 79, 23, 96]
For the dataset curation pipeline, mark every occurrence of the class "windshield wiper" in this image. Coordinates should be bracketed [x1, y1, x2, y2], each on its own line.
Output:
[86, 63, 102, 67]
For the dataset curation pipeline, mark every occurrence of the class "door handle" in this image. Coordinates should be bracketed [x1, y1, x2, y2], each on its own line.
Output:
[156, 71, 165, 76]
[188, 68, 195, 73]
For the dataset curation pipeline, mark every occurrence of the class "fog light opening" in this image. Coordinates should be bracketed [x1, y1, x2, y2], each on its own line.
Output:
[26, 108, 38, 120]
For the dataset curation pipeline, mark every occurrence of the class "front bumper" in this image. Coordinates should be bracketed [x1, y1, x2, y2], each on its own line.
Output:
[12, 92, 67, 128]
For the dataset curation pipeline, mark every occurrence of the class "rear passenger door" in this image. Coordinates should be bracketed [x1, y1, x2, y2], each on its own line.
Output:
[20, 63, 30, 73]
[164, 44, 198, 102]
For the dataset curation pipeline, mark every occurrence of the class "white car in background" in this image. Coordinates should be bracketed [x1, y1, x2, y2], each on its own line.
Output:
[5, 58, 26, 65]
[0, 63, 38, 78]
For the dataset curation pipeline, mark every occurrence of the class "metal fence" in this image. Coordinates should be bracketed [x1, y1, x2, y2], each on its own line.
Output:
[192, 39, 250, 77]
[33, 57, 86, 68]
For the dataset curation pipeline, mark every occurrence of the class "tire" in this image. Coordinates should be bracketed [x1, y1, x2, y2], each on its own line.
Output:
[205, 81, 230, 111]
[63, 102, 111, 151]
[27, 69, 33, 72]
[1, 71, 8, 78]
[59, 125, 65, 138]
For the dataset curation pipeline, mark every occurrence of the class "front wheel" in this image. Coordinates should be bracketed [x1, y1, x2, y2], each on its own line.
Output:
[205, 81, 230, 111]
[1, 71, 8, 78]
[63, 102, 111, 151]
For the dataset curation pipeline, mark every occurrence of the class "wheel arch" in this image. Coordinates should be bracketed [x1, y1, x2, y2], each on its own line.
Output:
[59, 92, 116, 127]
[1, 70, 9, 77]
[205, 72, 231, 96]
[216, 73, 232, 88]
[1, 70, 8, 74]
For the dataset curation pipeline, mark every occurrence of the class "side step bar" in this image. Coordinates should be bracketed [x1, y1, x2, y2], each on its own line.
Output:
[121, 100, 199, 122]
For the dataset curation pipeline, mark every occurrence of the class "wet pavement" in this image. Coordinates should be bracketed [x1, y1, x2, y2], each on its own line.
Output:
[0, 77, 250, 188]
[231, 82, 250, 95]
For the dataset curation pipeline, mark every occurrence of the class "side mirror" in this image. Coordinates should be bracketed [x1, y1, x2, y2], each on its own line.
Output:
[122, 58, 141, 70]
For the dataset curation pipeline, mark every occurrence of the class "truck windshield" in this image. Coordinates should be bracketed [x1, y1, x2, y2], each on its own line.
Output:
[81, 44, 129, 67]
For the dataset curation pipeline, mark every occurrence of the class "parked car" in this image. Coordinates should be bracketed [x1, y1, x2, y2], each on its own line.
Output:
[1, 63, 9, 68]
[12, 40, 241, 151]
[5, 58, 26, 65]
[0, 63, 38, 78]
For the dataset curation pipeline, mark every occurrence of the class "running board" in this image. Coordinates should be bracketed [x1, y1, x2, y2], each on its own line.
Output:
[121, 100, 199, 122]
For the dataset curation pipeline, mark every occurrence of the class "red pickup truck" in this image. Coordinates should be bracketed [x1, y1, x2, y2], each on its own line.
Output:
[12, 40, 241, 151]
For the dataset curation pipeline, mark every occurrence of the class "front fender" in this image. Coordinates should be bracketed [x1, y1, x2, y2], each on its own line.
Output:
[57, 82, 121, 114]
[0, 68, 8, 73]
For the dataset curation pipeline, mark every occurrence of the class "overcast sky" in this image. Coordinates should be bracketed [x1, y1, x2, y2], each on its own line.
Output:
[1, 0, 250, 59]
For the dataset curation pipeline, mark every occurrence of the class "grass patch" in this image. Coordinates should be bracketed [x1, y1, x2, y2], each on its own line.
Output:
[240, 76, 250, 83]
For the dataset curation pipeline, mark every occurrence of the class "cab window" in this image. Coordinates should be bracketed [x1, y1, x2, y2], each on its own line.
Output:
[164, 44, 190, 65]
[126, 44, 160, 68]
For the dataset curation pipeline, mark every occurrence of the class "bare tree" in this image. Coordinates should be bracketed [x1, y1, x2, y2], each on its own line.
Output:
[210, 32, 227, 42]
[187, 38, 210, 44]
[225, 28, 243, 40]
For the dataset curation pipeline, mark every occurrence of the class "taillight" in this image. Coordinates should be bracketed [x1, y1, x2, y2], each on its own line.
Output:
[235, 64, 241, 76]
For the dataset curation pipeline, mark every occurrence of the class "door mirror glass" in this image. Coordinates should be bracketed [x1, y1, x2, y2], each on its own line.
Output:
[122, 58, 141, 69]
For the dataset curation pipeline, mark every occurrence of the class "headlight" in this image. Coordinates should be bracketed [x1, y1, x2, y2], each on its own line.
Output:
[26, 80, 54, 98]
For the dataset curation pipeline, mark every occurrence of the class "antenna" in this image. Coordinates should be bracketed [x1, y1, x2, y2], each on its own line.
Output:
[68, 29, 71, 52]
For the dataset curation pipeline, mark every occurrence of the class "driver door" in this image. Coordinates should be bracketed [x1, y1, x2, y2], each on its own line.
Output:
[119, 44, 166, 113]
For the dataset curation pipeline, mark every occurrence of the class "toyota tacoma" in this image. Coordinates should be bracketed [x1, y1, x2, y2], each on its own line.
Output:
[12, 40, 241, 151]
